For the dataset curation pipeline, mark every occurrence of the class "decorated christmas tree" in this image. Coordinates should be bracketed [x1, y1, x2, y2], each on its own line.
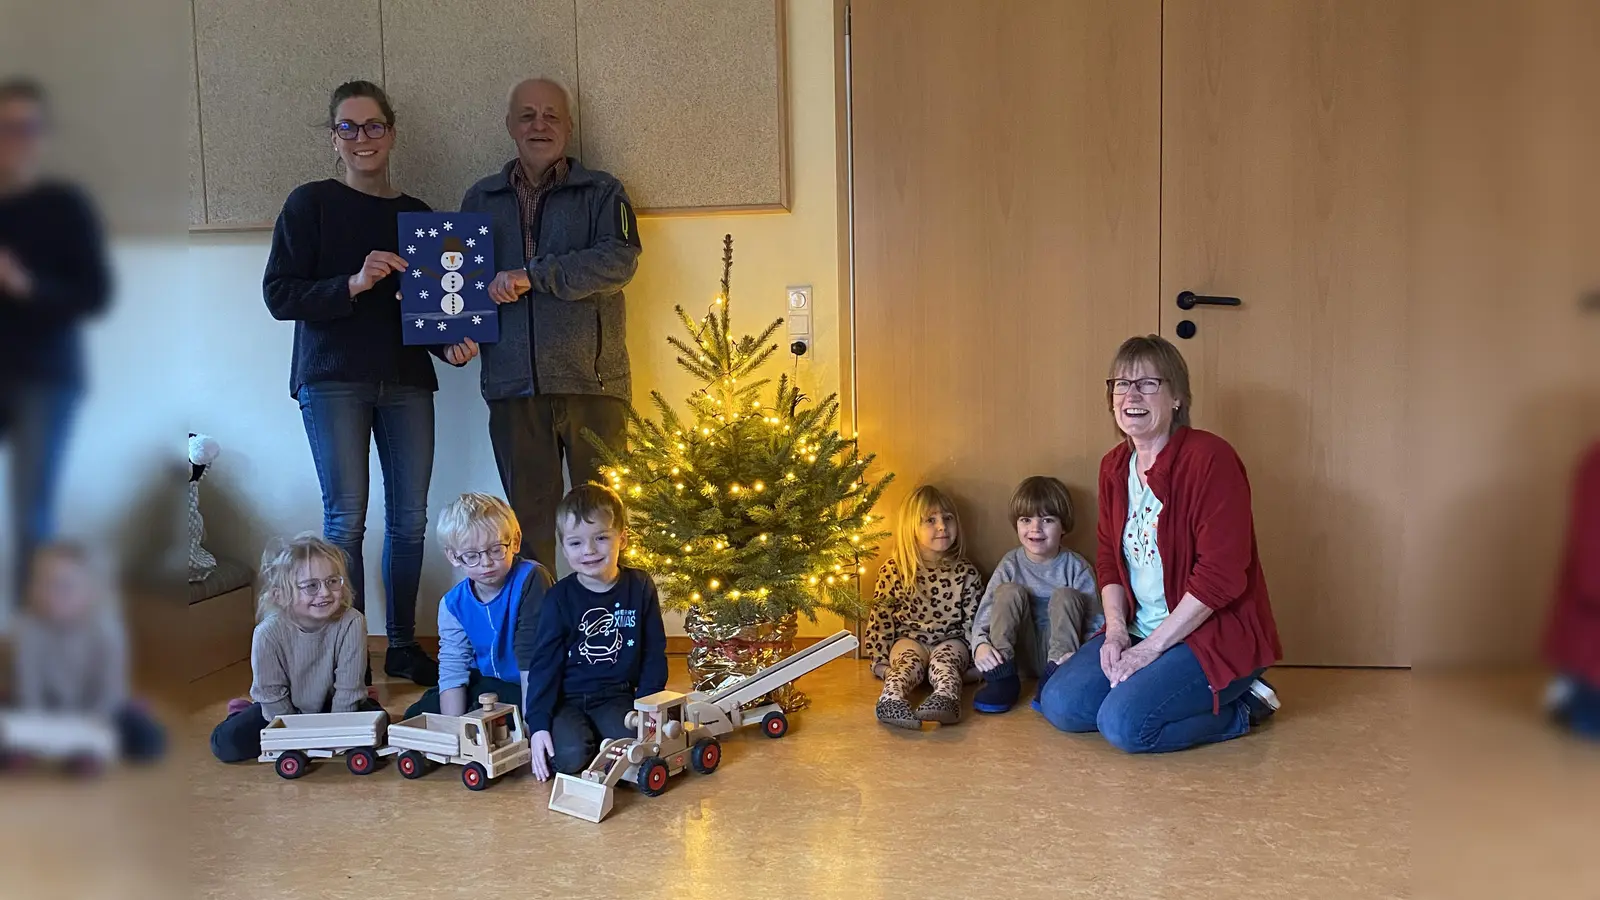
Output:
[587, 235, 892, 703]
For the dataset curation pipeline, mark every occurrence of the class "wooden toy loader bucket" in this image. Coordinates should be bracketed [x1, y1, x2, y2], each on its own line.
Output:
[548, 771, 613, 823]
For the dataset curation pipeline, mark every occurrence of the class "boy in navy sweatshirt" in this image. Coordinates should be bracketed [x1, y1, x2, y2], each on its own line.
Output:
[404, 493, 551, 717]
[521, 484, 667, 779]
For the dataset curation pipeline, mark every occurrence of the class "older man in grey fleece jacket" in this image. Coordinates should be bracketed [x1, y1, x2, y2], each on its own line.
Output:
[461, 78, 642, 570]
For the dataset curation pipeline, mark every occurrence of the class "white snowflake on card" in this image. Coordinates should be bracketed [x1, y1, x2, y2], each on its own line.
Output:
[465, 238, 476, 248]
[411, 269, 422, 278]
[478, 226, 489, 235]
[405, 245, 416, 254]
[471, 315, 483, 325]
[442, 221, 453, 231]
[437, 322, 448, 331]
[474, 255, 484, 264]
[420, 290, 430, 299]
[474, 281, 485, 290]
[413, 319, 423, 328]
[428, 228, 439, 237]
[415, 228, 425, 238]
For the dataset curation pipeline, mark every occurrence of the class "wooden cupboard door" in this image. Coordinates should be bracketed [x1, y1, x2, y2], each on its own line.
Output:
[849, 0, 1161, 570]
[1160, 0, 1410, 665]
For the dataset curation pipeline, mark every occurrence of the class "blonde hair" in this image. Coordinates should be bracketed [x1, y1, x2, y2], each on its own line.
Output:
[436, 492, 522, 552]
[1107, 334, 1193, 435]
[892, 486, 966, 584]
[556, 483, 627, 539]
[1010, 476, 1075, 535]
[257, 533, 353, 622]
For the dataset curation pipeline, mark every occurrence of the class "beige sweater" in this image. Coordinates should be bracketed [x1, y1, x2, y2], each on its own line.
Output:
[14, 609, 127, 715]
[250, 607, 367, 721]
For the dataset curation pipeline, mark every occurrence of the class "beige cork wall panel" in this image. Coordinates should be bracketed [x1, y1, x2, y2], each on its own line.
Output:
[382, 0, 578, 212]
[194, 0, 384, 228]
[574, 0, 789, 213]
[188, 4, 206, 227]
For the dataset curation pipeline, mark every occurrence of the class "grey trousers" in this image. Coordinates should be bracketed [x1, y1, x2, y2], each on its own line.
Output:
[987, 582, 1092, 677]
[487, 394, 627, 572]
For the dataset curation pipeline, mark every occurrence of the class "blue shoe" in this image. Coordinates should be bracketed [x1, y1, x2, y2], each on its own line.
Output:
[1243, 677, 1281, 727]
[974, 661, 1021, 714]
[1030, 660, 1060, 712]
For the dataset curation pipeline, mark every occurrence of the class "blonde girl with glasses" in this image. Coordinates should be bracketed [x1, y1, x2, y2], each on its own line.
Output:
[210, 534, 381, 763]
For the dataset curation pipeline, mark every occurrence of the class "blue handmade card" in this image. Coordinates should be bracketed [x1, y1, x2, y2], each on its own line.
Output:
[397, 211, 499, 345]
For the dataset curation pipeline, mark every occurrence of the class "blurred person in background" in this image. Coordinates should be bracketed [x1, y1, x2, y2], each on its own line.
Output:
[0, 78, 111, 610]
[1544, 440, 1600, 739]
[12, 541, 164, 760]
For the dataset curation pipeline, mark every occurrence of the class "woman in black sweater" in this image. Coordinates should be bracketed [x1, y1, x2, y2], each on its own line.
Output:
[263, 81, 477, 686]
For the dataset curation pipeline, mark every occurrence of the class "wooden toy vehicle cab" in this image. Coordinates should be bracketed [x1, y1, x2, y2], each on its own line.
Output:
[380, 692, 531, 790]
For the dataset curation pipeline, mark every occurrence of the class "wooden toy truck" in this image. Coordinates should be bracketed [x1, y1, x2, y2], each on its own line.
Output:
[548, 630, 859, 822]
[258, 709, 388, 779]
[0, 711, 119, 773]
[548, 690, 721, 822]
[379, 692, 531, 790]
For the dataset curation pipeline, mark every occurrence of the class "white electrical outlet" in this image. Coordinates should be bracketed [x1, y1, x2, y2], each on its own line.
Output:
[786, 285, 813, 357]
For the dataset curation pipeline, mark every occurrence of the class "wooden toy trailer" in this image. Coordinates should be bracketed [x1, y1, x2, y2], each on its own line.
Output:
[0, 711, 119, 772]
[684, 630, 859, 740]
[257, 709, 388, 779]
[379, 692, 531, 790]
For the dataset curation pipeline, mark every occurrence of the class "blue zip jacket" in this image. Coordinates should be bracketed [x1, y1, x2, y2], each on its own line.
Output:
[437, 559, 550, 691]
[522, 567, 668, 732]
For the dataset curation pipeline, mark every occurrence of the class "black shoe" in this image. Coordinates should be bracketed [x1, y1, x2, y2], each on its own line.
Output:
[385, 644, 439, 687]
[973, 660, 1020, 714]
[364, 660, 372, 687]
[1243, 677, 1280, 726]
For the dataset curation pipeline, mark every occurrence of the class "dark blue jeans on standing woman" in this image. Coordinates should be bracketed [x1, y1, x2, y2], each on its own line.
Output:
[1, 381, 79, 602]
[297, 381, 433, 647]
[1039, 632, 1263, 753]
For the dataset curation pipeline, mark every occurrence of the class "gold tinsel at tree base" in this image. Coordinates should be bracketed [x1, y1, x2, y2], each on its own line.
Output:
[684, 607, 807, 712]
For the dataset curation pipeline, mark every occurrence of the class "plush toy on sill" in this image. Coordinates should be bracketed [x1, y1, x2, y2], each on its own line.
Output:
[186, 432, 220, 583]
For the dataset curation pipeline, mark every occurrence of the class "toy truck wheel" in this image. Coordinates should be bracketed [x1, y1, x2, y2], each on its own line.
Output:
[761, 710, 789, 739]
[691, 738, 721, 775]
[275, 750, 309, 780]
[396, 750, 427, 779]
[461, 761, 489, 791]
[638, 757, 670, 796]
[346, 747, 377, 775]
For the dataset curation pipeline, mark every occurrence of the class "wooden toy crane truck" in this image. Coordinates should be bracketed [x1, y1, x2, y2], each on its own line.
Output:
[380, 692, 531, 790]
[548, 630, 858, 822]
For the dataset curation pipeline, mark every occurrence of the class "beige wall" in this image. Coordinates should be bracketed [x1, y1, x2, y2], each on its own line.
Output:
[156, 0, 845, 637]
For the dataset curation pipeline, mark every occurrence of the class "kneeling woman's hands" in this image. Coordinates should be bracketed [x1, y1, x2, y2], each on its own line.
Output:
[1108, 643, 1161, 686]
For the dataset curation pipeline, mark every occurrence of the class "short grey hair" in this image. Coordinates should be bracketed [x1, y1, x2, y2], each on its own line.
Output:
[506, 77, 573, 117]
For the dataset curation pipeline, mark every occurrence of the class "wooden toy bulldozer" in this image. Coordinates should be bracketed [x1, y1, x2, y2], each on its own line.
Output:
[548, 630, 858, 822]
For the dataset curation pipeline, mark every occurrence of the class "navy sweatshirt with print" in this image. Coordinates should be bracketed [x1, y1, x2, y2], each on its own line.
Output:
[522, 567, 668, 732]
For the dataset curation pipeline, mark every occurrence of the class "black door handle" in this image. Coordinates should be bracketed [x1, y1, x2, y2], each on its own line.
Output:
[1177, 290, 1242, 310]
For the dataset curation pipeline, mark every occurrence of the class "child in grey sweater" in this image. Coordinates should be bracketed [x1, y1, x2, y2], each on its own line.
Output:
[210, 535, 382, 763]
[13, 541, 164, 760]
[969, 476, 1103, 714]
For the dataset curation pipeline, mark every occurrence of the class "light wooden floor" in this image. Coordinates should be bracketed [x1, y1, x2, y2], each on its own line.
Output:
[151, 657, 1413, 899]
[0, 655, 1425, 899]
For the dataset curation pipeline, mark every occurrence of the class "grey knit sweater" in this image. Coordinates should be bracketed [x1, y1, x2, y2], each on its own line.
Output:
[250, 607, 368, 722]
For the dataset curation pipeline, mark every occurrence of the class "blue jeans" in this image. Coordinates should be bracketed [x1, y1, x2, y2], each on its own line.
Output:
[1, 382, 80, 597]
[1039, 632, 1260, 753]
[1556, 676, 1600, 739]
[297, 382, 434, 646]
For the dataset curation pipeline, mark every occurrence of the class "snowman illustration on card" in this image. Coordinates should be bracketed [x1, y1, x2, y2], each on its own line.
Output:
[397, 211, 499, 345]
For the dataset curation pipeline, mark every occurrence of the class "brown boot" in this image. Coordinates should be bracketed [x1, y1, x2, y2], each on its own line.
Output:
[875, 697, 921, 730]
[915, 692, 961, 725]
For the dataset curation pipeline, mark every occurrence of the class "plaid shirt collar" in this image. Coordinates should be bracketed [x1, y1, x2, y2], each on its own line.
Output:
[509, 157, 569, 261]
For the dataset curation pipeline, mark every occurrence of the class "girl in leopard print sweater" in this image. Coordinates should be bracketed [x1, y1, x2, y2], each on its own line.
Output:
[866, 486, 983, 728]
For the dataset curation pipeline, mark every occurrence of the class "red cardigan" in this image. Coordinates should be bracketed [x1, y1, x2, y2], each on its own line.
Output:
[1097, 427, 1283, 698]
[1544, 443, 1600, 686]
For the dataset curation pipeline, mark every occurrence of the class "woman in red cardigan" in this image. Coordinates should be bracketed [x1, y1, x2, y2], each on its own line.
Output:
[1038, 335, 1283, 752]
[1544, 442, 1600, 738]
